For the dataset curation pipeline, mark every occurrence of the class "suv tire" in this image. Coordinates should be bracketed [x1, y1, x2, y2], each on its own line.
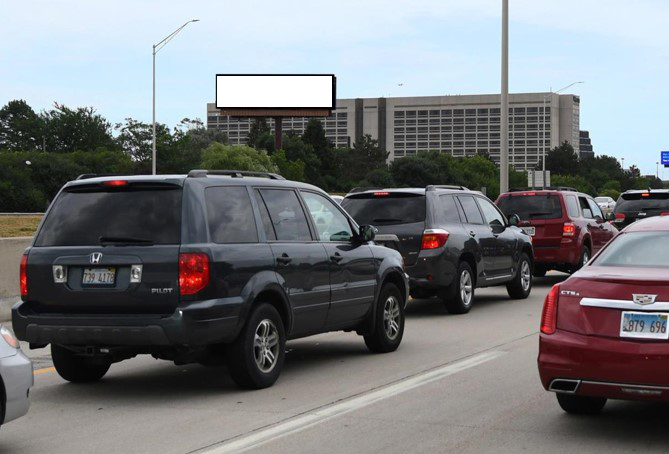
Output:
[227, 303, 286, 389]
[506, 253, 532, 299]
[556, 393, 606, 415]
[573, 245, 591, 273]
[51, 344, 111, 383]
[443, 261, 475, 314]
[364, 283, 405, 353]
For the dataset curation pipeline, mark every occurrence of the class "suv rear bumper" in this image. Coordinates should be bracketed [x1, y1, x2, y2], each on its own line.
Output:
[405, 250, 457, 292]
[12, 299, 242, 347]
[533, 239, 579, 267]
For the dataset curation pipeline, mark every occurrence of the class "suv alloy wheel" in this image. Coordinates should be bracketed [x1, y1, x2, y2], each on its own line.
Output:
[443, 262, 474, 314]
[364, 283, 405, 353]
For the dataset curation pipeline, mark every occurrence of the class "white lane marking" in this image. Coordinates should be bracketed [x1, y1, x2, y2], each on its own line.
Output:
[204, 350, 506, 454]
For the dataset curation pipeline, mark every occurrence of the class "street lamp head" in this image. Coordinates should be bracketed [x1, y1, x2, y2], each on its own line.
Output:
[191, 19, 200, 22]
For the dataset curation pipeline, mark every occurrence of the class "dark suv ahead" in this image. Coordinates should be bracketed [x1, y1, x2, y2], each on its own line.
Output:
[341, 186, 533, 314]
[13, 170, 408, 389]
[613, 189, 669, 229]
[496, 188, 617, 276]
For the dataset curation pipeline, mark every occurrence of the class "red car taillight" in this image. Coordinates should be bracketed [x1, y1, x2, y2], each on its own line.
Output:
[20, 255, 28, 298]
[562, 222, 575, 237]
[421, 229, 449, 250]
[540, 284, 560, 334]
[179, 253, 210, 296]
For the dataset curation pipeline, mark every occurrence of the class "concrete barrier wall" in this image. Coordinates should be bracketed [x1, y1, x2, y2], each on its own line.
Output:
[0, 237, 32, 321]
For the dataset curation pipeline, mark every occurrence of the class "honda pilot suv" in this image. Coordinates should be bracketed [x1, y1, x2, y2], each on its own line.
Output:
[341, 186, 533, 314]
[13, 170, 408, 389]
[613, 189, 669, 229]
[496, 188, 617, 276]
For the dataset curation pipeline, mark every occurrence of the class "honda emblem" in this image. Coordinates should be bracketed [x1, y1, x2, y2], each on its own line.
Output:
[90, 252, 103, 264]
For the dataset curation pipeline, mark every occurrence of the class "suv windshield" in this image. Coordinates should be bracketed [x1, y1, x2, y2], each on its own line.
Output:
[35, 187, 182, 246]
[341, 193, 426, 225]
[615, 192, 669, 213]
[592, 232, 669, 268]
[497, 194, 563, 220]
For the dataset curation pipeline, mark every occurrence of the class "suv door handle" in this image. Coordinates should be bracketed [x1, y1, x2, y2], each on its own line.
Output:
[469, 231, 476, 237]
[330, 252, 344, 263]
[277, 254, 292, 265]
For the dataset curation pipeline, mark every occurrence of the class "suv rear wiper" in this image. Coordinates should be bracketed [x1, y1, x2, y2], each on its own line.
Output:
[372, 218, 403, 223]
[99, 236, 154, 246]
[528, 212, 553, 217]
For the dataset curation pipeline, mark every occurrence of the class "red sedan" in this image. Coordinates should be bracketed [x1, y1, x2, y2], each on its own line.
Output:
[538, 215, 669, 414]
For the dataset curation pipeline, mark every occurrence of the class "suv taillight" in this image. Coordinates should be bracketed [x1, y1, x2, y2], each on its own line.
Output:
[20, 255, 28, 298]
[562, 222, 575, 237]
[179, 253, 210, 296]
[540, 284, 560, 334]
[421, 229, 449, 250]
[614, 213, 625, 222]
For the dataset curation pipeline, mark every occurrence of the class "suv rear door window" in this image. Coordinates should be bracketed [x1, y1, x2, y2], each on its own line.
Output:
[205, 187, 258, 243]
[579, 197, 594, 219]
[438, 195, 461, 224]
[35, 186, 181, 247]
[457, 196, 484, 224]
[565, 195, 580, 218]
[258, 189, 312, 241]
[301, 191, 353, 242]
[497, 194, 563, 220]
[586, 198, 604, 220]
[476, 197, 505, 226]
[255, 190, 277, 241]
[341, 193, 426, 225]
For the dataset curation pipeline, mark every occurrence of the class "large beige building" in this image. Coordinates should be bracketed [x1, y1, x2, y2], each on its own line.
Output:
[206, 92, 580, 170]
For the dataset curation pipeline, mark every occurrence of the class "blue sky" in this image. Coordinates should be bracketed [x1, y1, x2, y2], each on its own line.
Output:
[2, 0, 668, 176]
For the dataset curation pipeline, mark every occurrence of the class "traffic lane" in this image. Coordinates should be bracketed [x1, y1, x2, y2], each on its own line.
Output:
[0, 277, 561, 453]
[242, 332, 669, 454]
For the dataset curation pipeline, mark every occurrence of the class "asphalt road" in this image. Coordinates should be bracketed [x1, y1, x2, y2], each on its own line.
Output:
[3, 273, 669, 453]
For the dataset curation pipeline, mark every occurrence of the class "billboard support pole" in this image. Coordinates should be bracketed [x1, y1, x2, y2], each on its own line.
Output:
[274, 117, 283, 151]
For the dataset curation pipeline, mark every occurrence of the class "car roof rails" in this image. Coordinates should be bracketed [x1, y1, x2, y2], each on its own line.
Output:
[347, 187, 386, 194]
[76, 173, 116, 180]
[426, 185, 469, 191]
[508, 186, 578, 192]
[187, 169, 285, 180]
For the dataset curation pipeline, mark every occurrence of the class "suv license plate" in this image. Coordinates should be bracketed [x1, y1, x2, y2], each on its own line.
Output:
[82, 267, 116, 285]
[521, 227, 535, 236]
[620, 311, 669, 339]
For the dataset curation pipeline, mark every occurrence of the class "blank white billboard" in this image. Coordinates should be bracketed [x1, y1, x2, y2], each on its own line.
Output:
[216, 74, 336, 109]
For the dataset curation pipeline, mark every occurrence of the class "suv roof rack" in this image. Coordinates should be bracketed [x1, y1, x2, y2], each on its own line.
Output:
[508, 186, 578, 192]
[187, 169, 285, 180]
[76, 173, 118, 180]
[347, 187, 386, 194]
[426, 185, 469, 191]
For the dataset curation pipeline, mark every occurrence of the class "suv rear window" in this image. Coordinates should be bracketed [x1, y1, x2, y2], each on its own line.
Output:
[341, 193, 426, 225]
[35, 187, 182, 246]
[497, 194, 563, 220]
[616, 193, 669, 213]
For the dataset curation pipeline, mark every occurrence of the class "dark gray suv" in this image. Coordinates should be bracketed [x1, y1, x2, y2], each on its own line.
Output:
[13, 170, 408, 389]
[341, 186, 533, 314]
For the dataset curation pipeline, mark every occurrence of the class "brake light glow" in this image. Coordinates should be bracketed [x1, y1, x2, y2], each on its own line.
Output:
[20, 255, 28, 298]
[374, 192, 389, 197]
[421, 229, 449, 249]
[641, 193, 650, 197]
[541, 284, 560, 334]
[661, 212, 669, 217]
[102, 180, 128, 187]
[614, 213, 625, 222]
[179, 253, 210, 296]
[562, 222, 575, 237]
[525, 192, 536, 196]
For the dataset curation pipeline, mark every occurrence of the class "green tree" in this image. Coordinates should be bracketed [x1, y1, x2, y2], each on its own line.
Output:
[543, 141, 579, 176]
[115, 118, 174, 174]
[200, 143, 278, 173]
[247, 118, 272, 151]
[551, 174, 595, 195]
[42, 103, 116, 153]
[272, 150, 305, 181]
[349, 134, 390, 181]
[282, 134, 322, 186]
[0, 100, 44, 151]
[0, 152, 46, 211]
[391, 152, 452, 187]
[358, 167, 395, 188]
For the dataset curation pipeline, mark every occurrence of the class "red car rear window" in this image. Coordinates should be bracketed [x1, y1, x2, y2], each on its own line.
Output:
[497, 194, 563, 221]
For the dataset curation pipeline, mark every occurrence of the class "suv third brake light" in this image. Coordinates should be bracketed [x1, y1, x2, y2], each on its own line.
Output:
[562, 222, 575, 237]
[421, 229, 449, 250]
[541, 284, 560, 334]
[179, 253, 210, 296]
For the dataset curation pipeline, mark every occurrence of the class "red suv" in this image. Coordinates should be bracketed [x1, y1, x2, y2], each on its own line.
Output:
[496, 188, 617, 276]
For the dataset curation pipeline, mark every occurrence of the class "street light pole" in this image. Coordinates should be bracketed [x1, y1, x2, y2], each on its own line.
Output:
[541, 81, 583, 189]
[500, 0, 509, 194]
[152, 19, 199, 175]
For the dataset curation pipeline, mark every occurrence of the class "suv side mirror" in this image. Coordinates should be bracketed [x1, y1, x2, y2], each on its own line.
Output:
[508, 214, 520, 226]
[359, 225, 377, 242]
